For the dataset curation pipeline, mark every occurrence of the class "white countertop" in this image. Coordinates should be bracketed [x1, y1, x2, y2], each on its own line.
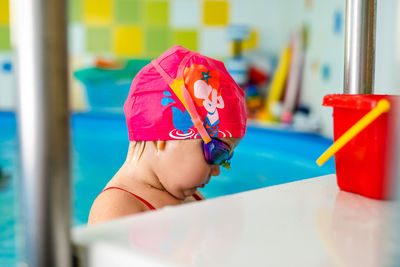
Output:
[73, 174, 397, 267]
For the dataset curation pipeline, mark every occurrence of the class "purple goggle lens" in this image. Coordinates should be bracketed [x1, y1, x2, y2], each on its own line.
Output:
[202, 139, 233, 168]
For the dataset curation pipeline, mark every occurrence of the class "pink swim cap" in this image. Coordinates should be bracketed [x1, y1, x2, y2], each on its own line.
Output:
[124, 45, 247, 141]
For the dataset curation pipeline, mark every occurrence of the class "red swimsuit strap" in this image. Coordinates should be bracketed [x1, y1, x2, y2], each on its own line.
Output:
[102, 187, 156, 210]
[102, 187, 203, 211]
[192, 192, 202, 201]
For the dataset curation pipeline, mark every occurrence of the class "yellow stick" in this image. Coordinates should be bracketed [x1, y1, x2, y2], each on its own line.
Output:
[258, 46, 291, 121]
[316, 99, 391, 166]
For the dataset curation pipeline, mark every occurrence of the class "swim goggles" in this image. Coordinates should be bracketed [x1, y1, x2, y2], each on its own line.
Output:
[180, 82, 233, 169]
[202, 138, 233, 169]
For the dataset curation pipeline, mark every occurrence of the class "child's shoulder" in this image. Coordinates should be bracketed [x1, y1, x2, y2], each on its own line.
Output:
[88, 187, 148, 225]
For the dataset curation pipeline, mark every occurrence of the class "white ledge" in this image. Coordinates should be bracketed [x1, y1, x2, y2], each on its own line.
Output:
[73, 174, 396, 267]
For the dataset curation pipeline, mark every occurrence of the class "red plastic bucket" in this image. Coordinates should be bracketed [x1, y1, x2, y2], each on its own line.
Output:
[323, 94, 400, 200]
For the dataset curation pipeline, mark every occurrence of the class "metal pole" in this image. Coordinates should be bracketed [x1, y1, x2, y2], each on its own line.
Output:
[343, 0, 377, 94]
[12, 0, 71, 266]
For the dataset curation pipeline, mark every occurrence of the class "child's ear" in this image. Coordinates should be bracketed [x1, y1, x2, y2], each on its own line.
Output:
[156, 140, 166, 151]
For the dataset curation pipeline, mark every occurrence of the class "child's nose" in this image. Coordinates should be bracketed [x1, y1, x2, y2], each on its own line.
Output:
[210, 165, 220, 176]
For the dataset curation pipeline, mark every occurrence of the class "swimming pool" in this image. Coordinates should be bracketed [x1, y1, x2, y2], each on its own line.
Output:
[0, 111, 335, 265]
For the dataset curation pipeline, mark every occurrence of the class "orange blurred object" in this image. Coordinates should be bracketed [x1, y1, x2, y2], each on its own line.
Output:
[95, 58, 123, 69]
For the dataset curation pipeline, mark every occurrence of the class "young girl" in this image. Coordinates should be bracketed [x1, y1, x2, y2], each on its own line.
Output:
[88, 46, 247, 224]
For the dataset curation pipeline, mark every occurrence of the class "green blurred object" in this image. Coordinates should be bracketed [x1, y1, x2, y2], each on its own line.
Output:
[86, 27, 112, 52]
[145, 1, 169, 26]
[68, 0, 82, 22]
[172, 30, 198, 51]
[115, 0, 142, 24]
[0, 26, 11, 51]
[74, 59, 151, 111]
[146, 27, 171, 57]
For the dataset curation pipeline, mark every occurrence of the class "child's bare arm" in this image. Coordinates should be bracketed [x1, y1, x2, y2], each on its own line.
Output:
[88, 190, 145, 225]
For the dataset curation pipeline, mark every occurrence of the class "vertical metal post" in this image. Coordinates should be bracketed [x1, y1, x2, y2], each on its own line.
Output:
[12, 0, 70, 266]
[343, 0, 377, 94]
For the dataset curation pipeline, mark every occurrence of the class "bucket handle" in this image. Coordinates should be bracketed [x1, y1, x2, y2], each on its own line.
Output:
[316, 99, 391, 166]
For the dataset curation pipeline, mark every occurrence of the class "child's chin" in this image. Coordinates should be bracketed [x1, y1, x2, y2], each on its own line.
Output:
[183, 187, 198, 196]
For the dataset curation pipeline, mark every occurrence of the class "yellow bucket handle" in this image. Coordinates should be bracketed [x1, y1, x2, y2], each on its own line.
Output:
[316, 99, 391, 166]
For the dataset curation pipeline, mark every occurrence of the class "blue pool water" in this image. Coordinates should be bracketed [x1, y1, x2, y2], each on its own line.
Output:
[0, 111, 335, 265]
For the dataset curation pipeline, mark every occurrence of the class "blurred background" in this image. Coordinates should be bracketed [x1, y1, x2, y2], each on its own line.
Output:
[0, 0, 398, 134]
[0, 0, 399, 266]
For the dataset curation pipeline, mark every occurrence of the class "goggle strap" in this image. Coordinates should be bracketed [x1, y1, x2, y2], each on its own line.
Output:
[151, 60, 173, 85]
[177, 51, 217, 79]
[181, 85, 212, 144]
[198, 125, 212, 144]
[177, 52, 195, 79]
[152, 55, 213, 144]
